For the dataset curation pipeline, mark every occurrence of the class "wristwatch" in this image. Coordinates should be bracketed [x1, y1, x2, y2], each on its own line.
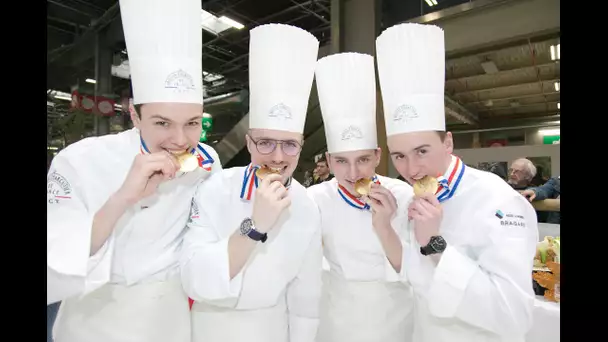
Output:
[239, 218, 268, 243]
[420, 236, 447, 256]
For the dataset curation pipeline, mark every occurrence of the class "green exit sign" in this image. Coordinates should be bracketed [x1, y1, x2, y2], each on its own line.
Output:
[543, 135, 560, 145]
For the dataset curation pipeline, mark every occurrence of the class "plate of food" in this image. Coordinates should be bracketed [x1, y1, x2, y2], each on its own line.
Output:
[533, 236, 560, 268]
[532, 236, 560, 302]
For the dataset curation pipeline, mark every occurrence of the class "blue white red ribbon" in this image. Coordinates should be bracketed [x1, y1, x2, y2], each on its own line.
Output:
[139, 136, 214, 172]
[239, 164, 292, 201]
[337, 175, 380, 210]
[435, 155, 465, 203]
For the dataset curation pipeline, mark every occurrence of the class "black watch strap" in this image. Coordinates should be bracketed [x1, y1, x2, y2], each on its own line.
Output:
[247, 228, 268, 243]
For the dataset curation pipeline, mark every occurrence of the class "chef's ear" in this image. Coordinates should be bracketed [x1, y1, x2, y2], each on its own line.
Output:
[444, 131, 454, 154]
[374, 147, 382, 167]
[129, 100, 141, 128]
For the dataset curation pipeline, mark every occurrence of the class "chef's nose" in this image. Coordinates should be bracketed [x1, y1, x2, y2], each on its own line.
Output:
[348, 164, 359, 181]
[407, 162, 422, 179]
[270, 146, 285, 163]
[172, 128, 189, 149]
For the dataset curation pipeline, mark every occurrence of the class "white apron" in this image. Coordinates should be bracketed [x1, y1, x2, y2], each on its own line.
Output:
[191, 295, 289, 342]
[53, 277, 190, 342]
[412, 293, 524, 342]
[316, 271, 414, 342]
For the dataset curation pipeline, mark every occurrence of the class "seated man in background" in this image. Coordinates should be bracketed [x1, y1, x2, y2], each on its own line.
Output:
[520, 176, 561, 224]
[507, 158, 536, 190]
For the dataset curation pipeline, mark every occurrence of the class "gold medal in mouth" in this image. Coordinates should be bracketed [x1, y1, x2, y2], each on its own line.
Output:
[255, 166, 282, 179]
[413, 176, 439, 196]
[354, 178, 373, 196]
[174, 151, 198, 173]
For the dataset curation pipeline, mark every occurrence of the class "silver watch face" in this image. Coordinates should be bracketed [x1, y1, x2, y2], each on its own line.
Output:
[430, 236, 447, 252]
[240, 218, 253, 236]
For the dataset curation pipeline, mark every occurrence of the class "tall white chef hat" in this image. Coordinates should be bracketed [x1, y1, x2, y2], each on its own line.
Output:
[120, 0, 203, 105]
[376, 23, 446, 136]
[248, 24, 320, 134]
[315, 52, 377, 154]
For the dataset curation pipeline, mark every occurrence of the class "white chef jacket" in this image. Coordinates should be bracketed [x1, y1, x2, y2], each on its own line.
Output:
[404, 155, 539, 342]
[47, 128, 221, 304]
[307, 175, 415, 342]
[181, 165, 323, 342]
[308, 175, 413, 281]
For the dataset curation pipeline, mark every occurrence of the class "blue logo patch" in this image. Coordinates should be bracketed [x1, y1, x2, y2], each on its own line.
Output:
[495, 210, 504, 219]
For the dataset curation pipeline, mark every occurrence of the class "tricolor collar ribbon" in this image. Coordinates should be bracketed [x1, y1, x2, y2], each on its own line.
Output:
[337, 175, 380, 211]
[435, 155, 465, 203]
[239, 164, 292, 201]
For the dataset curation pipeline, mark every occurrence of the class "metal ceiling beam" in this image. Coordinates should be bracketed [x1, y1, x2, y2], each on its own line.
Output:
[445, 95, 479, 125]
[476, 101, 559, 112]
[289, 0, 329, 24]
[201, 0, 320, 49]
[446, 62, 556, 82]
[406, 0, 560, 56]
[453, 78, 560, 97]
[48, 2, 121, 66]
[467, 91, 559, 105]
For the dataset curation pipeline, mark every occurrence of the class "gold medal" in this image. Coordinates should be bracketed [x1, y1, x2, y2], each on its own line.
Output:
[413, 176, 438, 196]
[354, 178, 372, 196]
[255, 166, 281, 179]
[175, 152, 199, 173]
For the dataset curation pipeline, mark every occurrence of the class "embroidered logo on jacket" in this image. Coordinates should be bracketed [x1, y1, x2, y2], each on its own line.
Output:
[190, 198, 200, 219]
[47, 170, 72, 204]
[496, 210, 526, 227]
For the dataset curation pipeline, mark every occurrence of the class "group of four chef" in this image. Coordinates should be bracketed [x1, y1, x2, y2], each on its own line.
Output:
[47, 1, 539, 342]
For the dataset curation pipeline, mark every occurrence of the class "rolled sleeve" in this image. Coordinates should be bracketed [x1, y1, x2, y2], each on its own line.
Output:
[426, 194, 538, 337]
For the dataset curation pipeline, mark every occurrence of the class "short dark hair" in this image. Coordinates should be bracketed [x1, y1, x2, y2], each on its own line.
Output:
[436, 131, 447, 141]
[316, 154, 328, 166]
[134, 104, 143, 118]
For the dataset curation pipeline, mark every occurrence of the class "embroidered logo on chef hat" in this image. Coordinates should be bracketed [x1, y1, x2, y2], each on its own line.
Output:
[164, 69, 196, 93]
[495, 210, 504, 219]
[393, 104, 418, 123]
[268, 103, 293, 119]
[341, 125, 364, 141]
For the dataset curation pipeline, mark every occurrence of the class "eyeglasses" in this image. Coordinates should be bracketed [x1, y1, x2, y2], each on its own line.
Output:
[248, 135, 303, 156]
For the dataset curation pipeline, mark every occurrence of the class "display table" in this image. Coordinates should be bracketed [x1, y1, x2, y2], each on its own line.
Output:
[526, 295, 560, 342]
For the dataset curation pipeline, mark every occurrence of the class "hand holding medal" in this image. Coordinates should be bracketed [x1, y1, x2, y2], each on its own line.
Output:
[360, 180, 398, 230]
[116, 151, 181, 206]
[409, 176, 443, 246]
[252, 167, 291, 233]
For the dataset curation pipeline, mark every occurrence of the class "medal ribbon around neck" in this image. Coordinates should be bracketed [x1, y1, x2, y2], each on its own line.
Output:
[139, 136, 214, 172]
[435, 155, 465, 203]
[239, 164, 292, 201]
[337, 175, 380, 211]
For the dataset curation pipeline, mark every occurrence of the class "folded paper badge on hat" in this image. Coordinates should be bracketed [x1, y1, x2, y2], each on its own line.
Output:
[248, 24, 320, 134]
[376, 23, 446, 136]
[316, 53, 377, 154]
[120, 0, 203, 105]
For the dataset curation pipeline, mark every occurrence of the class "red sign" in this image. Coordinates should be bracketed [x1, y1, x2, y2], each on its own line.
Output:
[96, 96, 116, 116]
